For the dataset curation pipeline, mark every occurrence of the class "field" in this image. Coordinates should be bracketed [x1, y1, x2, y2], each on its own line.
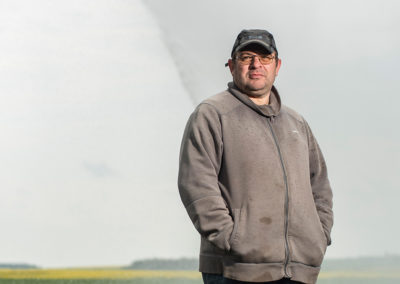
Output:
[0, 268, 400, 284]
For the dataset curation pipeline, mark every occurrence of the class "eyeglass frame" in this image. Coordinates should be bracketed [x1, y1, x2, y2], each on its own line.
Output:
[225, 51, 277, 67]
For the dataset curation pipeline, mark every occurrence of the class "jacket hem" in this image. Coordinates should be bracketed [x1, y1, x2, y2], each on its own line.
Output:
[199, 254, 321, 284]
[287, 262, 321, 284]
[223, 261, 285, 282]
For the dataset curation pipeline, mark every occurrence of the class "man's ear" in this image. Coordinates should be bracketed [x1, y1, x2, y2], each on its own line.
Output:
[228, 59, 234, 74]
[275, 58, 282, 76]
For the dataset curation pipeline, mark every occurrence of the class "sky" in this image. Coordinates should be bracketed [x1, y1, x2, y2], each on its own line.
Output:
[1, 0, 399, 267]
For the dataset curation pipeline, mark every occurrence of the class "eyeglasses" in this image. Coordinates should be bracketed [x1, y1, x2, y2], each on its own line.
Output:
[236, 53, 276, 65]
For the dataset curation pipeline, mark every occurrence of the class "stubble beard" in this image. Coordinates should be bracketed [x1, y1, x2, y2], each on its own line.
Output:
[232, 64, 276, 99]
[240, 80, 272, 98]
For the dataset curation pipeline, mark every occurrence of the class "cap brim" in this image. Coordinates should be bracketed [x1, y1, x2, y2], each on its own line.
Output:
[233, 40, 275, 56]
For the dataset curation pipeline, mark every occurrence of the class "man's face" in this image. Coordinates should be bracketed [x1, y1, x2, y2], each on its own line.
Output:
[228, 45, 281, 98]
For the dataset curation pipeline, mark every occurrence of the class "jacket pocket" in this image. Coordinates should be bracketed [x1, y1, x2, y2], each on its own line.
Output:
[288, 207, 328, 268]
[228, 208, 241, 248]
[319, 220, 329, 246]
[227, 206, 286, 263]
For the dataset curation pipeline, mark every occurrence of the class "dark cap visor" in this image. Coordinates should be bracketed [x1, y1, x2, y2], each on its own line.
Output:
[234, 40, 275, 55]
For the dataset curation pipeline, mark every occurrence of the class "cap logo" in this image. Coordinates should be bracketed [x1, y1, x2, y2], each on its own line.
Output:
[246, 35, 264, 40]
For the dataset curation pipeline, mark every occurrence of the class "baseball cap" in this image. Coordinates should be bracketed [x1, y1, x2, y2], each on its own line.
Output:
[230, 29, 278, 57]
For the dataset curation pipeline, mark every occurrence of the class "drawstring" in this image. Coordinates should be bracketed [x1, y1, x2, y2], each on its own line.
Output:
[270, 116, 275, 123]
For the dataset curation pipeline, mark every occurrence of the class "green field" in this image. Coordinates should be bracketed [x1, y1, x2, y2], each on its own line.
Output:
[0, 278, 400, 284]
[318, 280, 399, 284]
[0, 280, 201, 284]
[1, 255, 400, 284]
[0, 269, 399, 284]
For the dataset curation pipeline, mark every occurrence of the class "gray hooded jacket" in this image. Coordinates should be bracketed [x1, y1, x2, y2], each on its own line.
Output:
[178, 83, 333, 284]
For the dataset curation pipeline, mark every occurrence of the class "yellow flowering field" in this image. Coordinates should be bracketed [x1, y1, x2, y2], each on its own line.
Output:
[0, 268, 399, 283]
[0, 269, 201, 279]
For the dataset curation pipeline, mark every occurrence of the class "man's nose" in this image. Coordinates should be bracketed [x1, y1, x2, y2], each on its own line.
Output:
[249, 55, 262, 68]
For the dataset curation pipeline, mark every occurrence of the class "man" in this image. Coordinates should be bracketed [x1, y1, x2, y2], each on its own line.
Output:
[178, 29, 333, 284]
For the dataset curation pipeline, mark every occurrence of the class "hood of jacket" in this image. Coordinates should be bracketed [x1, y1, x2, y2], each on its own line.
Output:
[227, 82, 281, 118]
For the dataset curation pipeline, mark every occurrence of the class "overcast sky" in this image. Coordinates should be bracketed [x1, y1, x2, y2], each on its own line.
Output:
[1, 0, 399, 267]
[146, 0, 400, 262]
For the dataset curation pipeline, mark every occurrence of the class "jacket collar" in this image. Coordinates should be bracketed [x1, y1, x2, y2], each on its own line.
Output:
[227, 82, 281, 117]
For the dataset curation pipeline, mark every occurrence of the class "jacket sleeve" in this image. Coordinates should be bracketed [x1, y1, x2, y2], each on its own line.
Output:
[304, 119, 334, 246]
[178, 103, 234, 251]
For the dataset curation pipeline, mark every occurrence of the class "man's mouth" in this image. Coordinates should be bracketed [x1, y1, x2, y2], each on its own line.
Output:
[249, 73, 263, 79]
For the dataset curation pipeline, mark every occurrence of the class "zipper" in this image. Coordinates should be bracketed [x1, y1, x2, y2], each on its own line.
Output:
[266, 118, 291, 278]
